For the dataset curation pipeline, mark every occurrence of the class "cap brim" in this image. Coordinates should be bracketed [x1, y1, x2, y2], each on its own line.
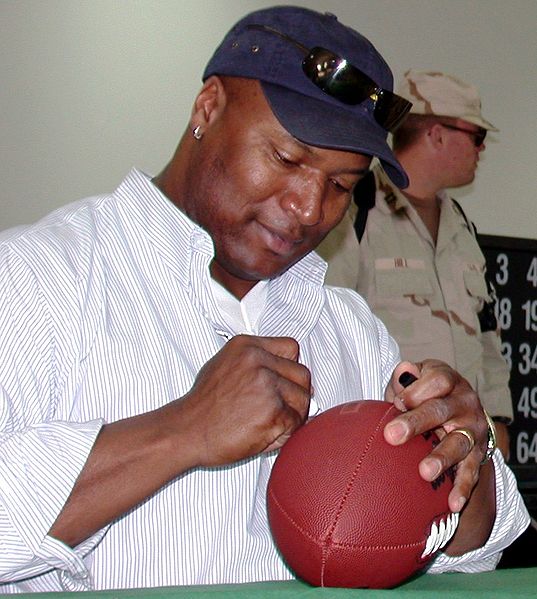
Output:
[460, 115, 499, 132]
[261, 81, 408, 188]
[408, 105, 498, 132]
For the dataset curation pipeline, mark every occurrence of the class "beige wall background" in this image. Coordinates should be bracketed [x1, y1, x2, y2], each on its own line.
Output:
[1, 0, 536, 238]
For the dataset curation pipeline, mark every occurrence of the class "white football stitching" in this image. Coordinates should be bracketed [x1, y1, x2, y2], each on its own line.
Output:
[421, 512, 460, 559]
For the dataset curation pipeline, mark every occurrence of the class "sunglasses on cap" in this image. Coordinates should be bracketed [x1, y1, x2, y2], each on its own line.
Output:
[440, 123, 487, 147]
[247, 24, 412, 132]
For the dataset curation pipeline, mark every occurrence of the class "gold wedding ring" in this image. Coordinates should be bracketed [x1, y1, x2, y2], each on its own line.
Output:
[451, 428, 476, 452]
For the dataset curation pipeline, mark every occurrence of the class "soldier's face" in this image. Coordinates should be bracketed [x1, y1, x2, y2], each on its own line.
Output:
[442, 119, 486, 186]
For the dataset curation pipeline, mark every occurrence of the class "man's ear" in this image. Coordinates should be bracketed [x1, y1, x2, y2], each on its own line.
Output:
[428, 122, 445, 150]
[190, 76, 227, 132]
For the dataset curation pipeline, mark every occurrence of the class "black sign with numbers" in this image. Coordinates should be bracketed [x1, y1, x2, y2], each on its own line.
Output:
[479, 234, 537, 502]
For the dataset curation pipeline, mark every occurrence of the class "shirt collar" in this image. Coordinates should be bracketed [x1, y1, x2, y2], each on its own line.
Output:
[117, 168, 328, 292]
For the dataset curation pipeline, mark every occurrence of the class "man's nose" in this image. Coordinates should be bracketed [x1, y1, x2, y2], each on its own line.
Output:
[282, 179, 324, 226]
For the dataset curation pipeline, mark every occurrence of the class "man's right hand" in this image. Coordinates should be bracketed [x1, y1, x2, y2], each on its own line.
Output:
[50, 334, 311, 547]
[179, 334, 312, 467]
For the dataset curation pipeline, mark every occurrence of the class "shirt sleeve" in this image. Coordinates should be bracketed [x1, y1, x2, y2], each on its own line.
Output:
[427, 451, 530, 574]
[0, 241, 107, 585]
[0, 391, 107, 586]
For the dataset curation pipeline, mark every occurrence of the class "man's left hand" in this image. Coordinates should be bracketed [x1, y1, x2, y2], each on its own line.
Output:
[383, 359, 489, 515]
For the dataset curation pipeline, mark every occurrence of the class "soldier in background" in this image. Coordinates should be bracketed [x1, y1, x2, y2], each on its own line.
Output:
[318, 70, 512, 457]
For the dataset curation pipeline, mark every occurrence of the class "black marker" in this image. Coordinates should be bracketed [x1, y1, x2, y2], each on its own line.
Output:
[398, 371, 418, 388]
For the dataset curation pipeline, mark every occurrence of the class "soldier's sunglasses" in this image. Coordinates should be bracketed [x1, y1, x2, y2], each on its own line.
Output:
[247, 24, 412, 132]
[440, 123, 487, 147]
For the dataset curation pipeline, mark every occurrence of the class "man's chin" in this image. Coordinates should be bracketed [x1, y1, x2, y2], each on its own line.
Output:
[212, 247, 311, 287]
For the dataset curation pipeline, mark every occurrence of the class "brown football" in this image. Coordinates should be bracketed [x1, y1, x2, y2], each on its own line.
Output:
[267, 400, 458, 588]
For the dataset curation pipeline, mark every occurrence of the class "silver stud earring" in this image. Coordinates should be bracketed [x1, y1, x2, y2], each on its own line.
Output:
[192, 125, 203, 140]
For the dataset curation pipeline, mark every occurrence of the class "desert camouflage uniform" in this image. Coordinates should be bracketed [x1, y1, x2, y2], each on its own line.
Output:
[318, 164, 513, 421]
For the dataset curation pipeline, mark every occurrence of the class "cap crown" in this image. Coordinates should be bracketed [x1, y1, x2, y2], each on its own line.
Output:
[397, 69, 497, 131]
[202, 6, 408, 188]
[203, 6, 394, 110]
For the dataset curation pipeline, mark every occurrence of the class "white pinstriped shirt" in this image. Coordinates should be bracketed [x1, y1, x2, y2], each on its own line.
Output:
[0, 169, 529, 592]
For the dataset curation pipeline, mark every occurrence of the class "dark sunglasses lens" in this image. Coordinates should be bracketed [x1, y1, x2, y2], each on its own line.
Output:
[302, 48, 375, 105]
[302, 47, 412, 131]
[374, 89, 412, 131]
[476, 130, 486, 146]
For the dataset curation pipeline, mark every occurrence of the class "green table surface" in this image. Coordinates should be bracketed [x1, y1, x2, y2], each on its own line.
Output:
[15, 568, 537, 598]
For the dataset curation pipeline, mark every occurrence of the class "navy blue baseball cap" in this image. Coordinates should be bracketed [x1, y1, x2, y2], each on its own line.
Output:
[203, 6, 409, 188]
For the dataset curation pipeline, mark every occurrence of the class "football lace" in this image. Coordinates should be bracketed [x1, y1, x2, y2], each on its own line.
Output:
[421, 512, 460, 558]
